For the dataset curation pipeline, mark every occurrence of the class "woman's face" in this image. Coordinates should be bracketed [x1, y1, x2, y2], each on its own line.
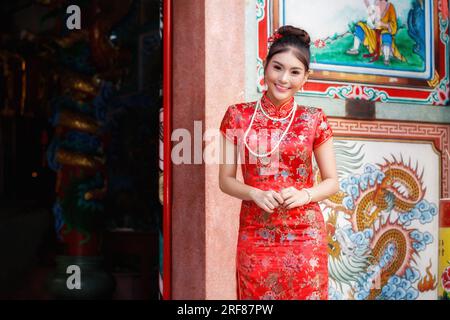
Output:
[264, 49, 308, 106]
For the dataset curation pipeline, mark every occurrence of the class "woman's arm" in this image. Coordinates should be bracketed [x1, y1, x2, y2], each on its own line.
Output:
[219, 135, 256, 201]
[219, 135, 283, 213]
[308, 137, 340, 202]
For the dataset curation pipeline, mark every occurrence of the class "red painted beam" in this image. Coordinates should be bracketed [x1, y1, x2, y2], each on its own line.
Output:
[163, 0, 172, 300]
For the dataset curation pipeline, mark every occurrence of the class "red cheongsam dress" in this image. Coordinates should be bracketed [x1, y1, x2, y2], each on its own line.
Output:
[220, 91, 333, 300]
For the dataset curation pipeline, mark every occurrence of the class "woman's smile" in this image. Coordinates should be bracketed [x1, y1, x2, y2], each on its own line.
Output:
[274, 83, 290, 92]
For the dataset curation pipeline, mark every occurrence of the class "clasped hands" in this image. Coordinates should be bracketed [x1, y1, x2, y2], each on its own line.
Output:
[250, 186, 310, 213]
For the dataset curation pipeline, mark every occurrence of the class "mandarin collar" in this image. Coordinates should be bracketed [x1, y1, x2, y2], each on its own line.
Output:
[260, 91, 295, 118]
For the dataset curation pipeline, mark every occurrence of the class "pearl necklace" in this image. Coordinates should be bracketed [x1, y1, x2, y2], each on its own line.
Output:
[243, 99, 297, 158]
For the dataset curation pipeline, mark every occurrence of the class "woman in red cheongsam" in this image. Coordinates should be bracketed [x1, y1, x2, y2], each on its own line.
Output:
[219, 26, 339, 300]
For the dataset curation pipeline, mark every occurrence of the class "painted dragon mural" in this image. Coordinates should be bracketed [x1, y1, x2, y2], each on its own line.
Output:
[315, 140, 439, 300]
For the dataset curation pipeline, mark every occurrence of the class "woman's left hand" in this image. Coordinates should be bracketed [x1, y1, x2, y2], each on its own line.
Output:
[280, 186, 310, 209]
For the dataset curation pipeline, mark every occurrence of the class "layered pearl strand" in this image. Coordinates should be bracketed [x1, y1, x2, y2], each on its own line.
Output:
[243, 98, 297, 158]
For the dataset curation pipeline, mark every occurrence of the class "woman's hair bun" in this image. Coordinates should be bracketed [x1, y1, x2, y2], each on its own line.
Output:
[277, 25, 311, 47]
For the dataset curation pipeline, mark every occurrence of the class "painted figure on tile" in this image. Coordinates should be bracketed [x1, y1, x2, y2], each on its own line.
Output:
[219, 26, 339, 300]
[346, 0, 406, 65]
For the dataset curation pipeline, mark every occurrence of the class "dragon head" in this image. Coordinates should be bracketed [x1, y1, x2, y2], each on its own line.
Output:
[327, 211, 341, 259]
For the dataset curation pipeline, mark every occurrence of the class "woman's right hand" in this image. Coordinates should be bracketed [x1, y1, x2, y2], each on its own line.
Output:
[249, 189, 284, 213]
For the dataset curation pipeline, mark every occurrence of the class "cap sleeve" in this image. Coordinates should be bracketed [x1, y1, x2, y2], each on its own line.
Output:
[220, 105, 238, 145]
[313, 108, 333, 150]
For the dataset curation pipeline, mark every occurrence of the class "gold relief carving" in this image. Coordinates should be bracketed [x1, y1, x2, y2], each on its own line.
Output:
[58, 111, 100, 134]
[56, 149, 105, 169]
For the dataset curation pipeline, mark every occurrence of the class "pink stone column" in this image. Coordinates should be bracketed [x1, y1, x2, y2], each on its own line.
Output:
[205, 1, 245, 300]
[172, 0, 206, 300]
[172, 0, 245, 299]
